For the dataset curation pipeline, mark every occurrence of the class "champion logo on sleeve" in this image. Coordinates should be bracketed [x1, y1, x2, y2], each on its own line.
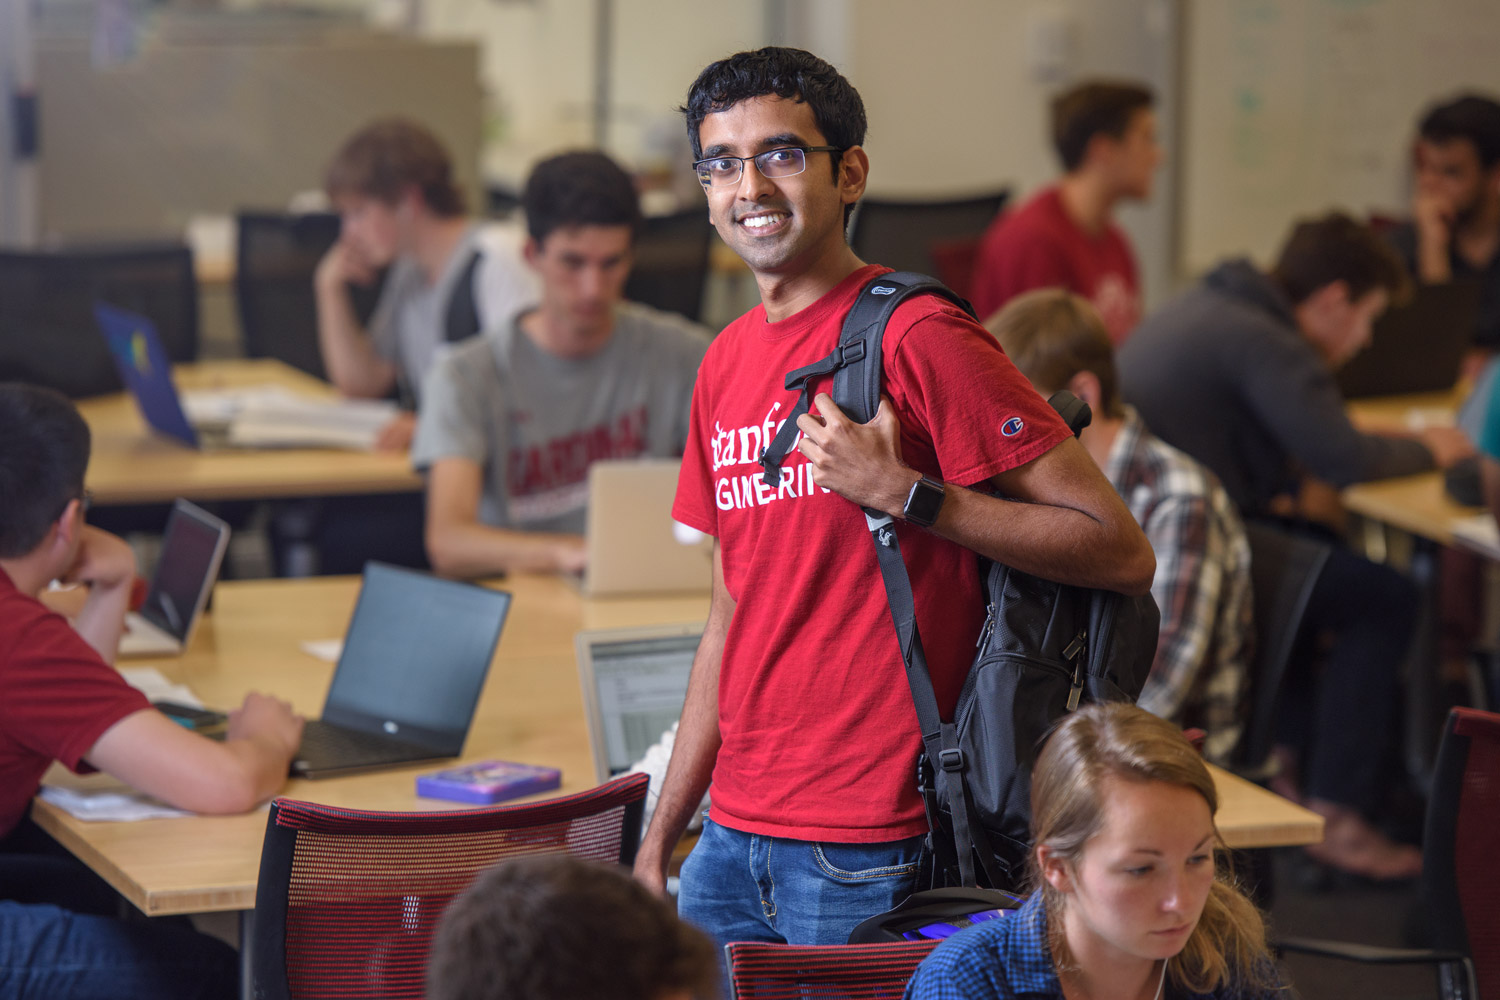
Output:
[1001, 416, 1025, 437]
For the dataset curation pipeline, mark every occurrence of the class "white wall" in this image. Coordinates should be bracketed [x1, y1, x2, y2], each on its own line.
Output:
[420, 0, 767, 187]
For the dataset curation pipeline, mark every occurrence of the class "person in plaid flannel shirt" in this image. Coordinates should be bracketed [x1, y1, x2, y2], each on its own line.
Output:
[988, 290, 1251, 765]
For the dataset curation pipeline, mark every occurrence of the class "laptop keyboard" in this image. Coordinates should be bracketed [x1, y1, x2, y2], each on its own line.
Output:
[296, 720, 428, 768]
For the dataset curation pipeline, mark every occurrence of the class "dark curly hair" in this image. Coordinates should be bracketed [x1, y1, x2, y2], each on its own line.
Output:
[426, 855, 719, 1000]
[1418, 93, 1500, 170]
[0, 383, 90, 558]
[523, 150, 643, 246]
[683, 46, 866, 226]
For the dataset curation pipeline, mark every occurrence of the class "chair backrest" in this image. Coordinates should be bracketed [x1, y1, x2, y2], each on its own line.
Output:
[847, 190, 1010, 297]
[624, 209, 715, 323]
[726, 939, 939, 1000]
[1425, 707, 1500, 995]
[0, 243, 198, 398]
[1234, 521, 1333, 774]
[234, 211, 385, 379]
[250, 771, 648, 1000]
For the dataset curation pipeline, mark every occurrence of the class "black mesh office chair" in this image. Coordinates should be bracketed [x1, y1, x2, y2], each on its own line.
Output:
[234, 211, 386, 380]
[847, 190, 1010, 297]
[624, 209, 715, 323]
[1234, 521, 1335, 779]
[0, 244, 199, 398]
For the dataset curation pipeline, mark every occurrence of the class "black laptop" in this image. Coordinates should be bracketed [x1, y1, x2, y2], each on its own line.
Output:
[1337, 280, 1482, 399]
[291, 562, 512, 778]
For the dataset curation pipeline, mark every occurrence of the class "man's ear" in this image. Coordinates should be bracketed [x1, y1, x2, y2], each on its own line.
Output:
[1037, 844, 1073, 894]
[1065, 370, 1104, 412]
[1307, 279, 1351, 313]
[1081, 132, 1120, 173]
[839, 146, 870, 206]
[522, 236, 542, 269]
[45, 498, 82, 562]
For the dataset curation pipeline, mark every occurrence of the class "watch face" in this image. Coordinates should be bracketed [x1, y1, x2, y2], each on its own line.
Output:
[905, 477, 946, 527]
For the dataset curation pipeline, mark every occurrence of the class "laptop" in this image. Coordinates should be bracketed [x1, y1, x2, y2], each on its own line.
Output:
[117, 499, 231, 658]
[574, 623, 703, 783]
[579, 459, 713, 597]
[1337, 280, 1482, 399]
[291, 562, 512, 778]
[94, 302, 200, 447]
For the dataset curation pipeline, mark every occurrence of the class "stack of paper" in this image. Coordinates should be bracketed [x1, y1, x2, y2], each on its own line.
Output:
[182, 385, 398, 451]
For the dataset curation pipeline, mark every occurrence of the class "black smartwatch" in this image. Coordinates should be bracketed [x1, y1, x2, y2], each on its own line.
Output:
[902, 475, 946, 527]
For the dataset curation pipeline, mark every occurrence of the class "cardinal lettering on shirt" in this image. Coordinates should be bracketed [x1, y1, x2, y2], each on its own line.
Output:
[507, 406, 648, 522]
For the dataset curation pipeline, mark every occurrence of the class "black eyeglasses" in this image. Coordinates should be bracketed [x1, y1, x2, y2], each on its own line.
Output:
[694, 145, 844, 188]
[79, 489, 94, 518]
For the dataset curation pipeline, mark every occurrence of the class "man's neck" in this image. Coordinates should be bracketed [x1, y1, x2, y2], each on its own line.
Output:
[0, 555, 50, 598]
[755, 242, 867, 323]
[1056, 172, 1118, 237]
[517, 307, 616, 362]
[411, 215, 471, 285]
[1079, 414, 1122, 471]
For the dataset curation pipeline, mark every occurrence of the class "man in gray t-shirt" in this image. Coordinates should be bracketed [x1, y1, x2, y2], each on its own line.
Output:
[413, 151, 710, 577]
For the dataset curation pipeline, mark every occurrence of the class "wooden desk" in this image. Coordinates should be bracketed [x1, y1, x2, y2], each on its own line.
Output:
[78, 359, 422, 505]
[1341, 389, 1488, 547]
[31, 575, 1321, 917]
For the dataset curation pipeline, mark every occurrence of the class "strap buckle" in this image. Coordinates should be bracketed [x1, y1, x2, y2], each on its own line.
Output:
[938, 747, 966, 772]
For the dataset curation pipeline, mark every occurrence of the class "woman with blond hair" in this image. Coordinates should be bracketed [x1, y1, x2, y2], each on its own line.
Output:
[905, 703, 1281, 1000]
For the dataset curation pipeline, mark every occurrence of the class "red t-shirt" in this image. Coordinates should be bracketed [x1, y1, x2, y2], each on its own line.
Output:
[969, 186, 1142, 343]
[674, 265, 1070, 842]
[0, 567, 150, 838]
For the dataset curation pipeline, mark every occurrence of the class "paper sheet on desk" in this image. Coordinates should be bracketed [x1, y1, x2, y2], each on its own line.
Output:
[1453, 513, 1500, 559]
[118, 667, 204, 708]
[181, 385, 398, 451]
[38, 787, 192, 822]
[300, 639, 343, 663]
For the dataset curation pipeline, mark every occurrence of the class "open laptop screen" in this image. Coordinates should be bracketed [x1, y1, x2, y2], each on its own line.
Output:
[578, 628, 700, 779]
[322, 563, 511, 750]
[139, 500, 229, 641]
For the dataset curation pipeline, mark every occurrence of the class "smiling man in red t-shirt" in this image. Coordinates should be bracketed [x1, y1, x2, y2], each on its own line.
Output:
[632, 47, 1155, 953]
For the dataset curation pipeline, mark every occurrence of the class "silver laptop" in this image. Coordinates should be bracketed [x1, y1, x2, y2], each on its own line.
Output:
[292, 562, 512, 778]
[117, 499, 230, 658]
[580, 459, 712, 597]
[574, 623, 703, 783]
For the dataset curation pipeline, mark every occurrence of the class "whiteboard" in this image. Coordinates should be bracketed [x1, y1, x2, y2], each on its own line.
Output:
[1181, 0, 1500, 273]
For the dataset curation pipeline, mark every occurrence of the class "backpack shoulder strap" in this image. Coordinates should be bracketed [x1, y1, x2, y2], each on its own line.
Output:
[443, 249, 484, 343]
[756, 271, 974, 487]
[831, 271, 975, 424]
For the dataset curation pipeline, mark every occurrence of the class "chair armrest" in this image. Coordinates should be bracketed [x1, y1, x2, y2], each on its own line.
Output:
[1275, 937, 1469, 966]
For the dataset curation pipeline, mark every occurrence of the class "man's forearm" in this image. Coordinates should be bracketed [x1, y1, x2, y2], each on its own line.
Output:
[635, 552, 732, 888]
[72, 583, 131, 664]
[929, 483, 1155, 595]
[1416, 233, 1453, 284]
[315, 279, 396, 398]
[426, 519, 583, 578]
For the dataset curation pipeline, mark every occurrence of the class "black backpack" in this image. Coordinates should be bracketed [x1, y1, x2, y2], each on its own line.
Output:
[759, 271, 1160, 891]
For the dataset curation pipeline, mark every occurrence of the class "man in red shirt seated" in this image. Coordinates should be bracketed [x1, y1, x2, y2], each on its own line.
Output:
[969, 80, 1161, 343]
[0, 382, 304, 999]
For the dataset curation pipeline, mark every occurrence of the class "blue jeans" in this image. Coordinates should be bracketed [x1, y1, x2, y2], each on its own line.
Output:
[0, 824, 237, 1000]
[678, 817, 924, 954]
[0, 900, 237, 1000]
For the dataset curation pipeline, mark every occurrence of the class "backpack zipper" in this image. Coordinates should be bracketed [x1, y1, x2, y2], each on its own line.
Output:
[975, 602, 998, 649]
[1063, 629, 1087, 710]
